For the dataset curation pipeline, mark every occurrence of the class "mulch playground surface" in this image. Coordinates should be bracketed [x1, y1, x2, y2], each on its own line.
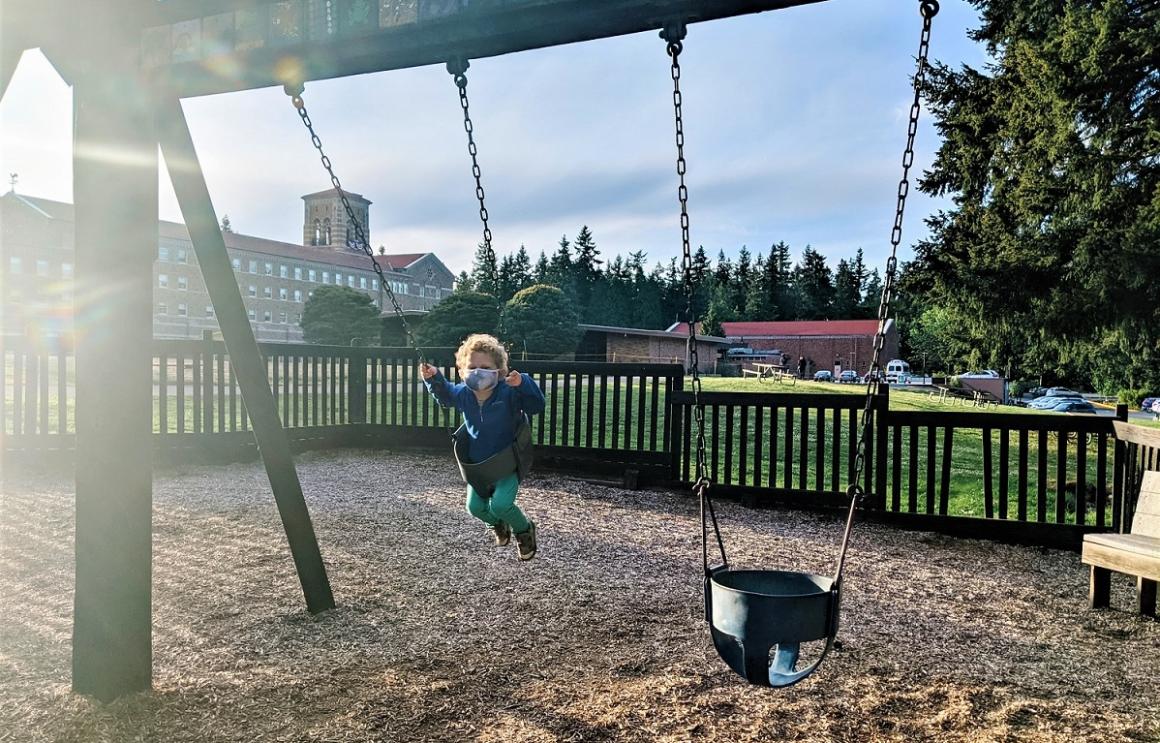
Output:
[3, 450, 1158, 742]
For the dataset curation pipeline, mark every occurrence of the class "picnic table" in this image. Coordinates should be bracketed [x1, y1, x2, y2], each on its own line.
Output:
[742, 363, 797, 385]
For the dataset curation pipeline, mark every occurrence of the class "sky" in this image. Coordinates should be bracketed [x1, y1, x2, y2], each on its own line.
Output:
[0, 0, 989, 279]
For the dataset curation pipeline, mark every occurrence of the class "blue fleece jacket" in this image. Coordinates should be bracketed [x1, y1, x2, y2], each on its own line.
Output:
[424, 370, 546, 463]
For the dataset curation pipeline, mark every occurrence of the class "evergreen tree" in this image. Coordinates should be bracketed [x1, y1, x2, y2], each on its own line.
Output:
[497, 245, 533, 302]
[713, 250, 733, 292]
[702, 284, 738, 338]
[914, 0, 1160, 391]
[503, 284, 581, 359]
[735, 245, 752, 311]
[832, 258, 861, 319]
[454, 270, 473, 293]
[571, 225, 602, 318]
[533, 250, 550, 284]
[744, 254, 772, 319]
[548, 235, 575, 297]
[860, 269, 883, 318]
[300, 285, 383, 346]
[795, 246, 834, 320]
[766, 241, 795, 320]
[470, 242, 499, 297]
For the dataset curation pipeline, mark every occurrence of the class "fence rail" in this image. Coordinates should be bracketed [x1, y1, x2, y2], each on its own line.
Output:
[3, 335, 1148, 547]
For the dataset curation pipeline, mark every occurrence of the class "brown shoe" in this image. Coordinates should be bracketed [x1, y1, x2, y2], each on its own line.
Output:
[491, 521, 511, 547]
[514, 521, 537, 561]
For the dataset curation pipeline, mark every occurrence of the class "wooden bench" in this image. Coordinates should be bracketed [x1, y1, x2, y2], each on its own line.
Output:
[1082, 470, 1160, 616]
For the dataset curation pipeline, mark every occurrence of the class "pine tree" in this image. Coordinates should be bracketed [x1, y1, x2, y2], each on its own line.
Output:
[571, 225, 602, 319]
[735, 245, 752, 311]
[744, 254, 771, 319]
[832, 258, 861, 319]
[470, 242, 499, 297]
[533, 250, 550, 284]
[796, 246, 834, 320]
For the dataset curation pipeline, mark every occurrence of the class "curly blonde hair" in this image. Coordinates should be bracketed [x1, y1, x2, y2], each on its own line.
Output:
[456, 333, 508, 372]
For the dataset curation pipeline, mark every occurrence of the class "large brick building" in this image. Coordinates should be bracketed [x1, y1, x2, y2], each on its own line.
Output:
[670, 319, 900, 376]
[0, 188, 454, 342]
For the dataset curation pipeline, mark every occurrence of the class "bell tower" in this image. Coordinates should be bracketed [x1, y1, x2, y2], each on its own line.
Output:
[302, 189, 371, 251]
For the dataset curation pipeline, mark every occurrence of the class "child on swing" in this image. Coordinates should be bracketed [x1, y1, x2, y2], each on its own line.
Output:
[420, 334, 545, 560]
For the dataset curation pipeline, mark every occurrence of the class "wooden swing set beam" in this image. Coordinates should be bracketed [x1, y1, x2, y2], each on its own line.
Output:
[142, 0, 828, 97]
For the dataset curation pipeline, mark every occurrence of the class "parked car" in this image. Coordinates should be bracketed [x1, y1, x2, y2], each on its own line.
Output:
[1045, 386, 1080, 398]
[1032, 396, 1086, 410]
[813, 370, 834, 382]
[838, 370, 859, 384]
[959, 369, 1001, 378]
[862, 370, 887, 384]
[1053, 400, 1097, 414]
[1141, 396, 1159, 412]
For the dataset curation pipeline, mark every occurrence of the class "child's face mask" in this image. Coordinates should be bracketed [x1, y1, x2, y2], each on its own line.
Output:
[464, 367, 499, 392]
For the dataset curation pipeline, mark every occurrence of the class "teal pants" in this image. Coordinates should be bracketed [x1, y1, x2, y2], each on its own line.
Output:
[466, 473, 531, 533]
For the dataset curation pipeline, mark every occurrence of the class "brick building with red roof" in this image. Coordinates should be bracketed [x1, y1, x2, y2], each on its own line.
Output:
[667, 319, 899, 376]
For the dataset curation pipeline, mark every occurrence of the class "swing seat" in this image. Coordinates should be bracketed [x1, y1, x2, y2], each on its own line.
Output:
[452, 413, 533, 495]
[705, 569, 840, 688]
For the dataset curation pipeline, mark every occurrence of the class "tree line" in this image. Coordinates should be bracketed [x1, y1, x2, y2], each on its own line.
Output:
[455, 227, 887, 337]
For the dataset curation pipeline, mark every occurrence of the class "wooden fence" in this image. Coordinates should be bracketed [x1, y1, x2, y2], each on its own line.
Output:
[3, 334, 1151, 547]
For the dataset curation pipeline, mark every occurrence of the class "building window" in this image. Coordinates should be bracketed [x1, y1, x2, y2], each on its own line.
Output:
[249, 259, 258, 274]
[279, 288, 288, 301]
[312, 219, 322, 246]
[159, 274, 169, 288]
[62, 263, 73, 278]
[359, 277, 367, 290]
[159, 246, 170, 261]
[309, 269, 317, 282]
[158, 302, 167, 315]
[335, 272, 343, 286]
[294, 267, 303, 281]
[426, 285, 437, 297]
[322, 271, 330, 284]
[262, 310, 271, 322]
[293, 289, 302, 302]
[264, 262, 273, 276]
[247, 285, 257, 297]
[176, 249, 188, 264]
[206, 305, 215, 317]
[348, 275, 356, 288]
[278, 311, 287, 324]
[322, 218, 331, 244]
[248, 309, 256, 321]
[177, 276, 188, 291]
[177, 303, 187, 317]
[263, 286, 272, 299]
[9, 257, 21, 274]
[232, 258, 241, 270]
[280, 264, 289, 279]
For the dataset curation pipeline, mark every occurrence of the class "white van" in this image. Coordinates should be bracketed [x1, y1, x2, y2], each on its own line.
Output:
[885, 359, 910, 383]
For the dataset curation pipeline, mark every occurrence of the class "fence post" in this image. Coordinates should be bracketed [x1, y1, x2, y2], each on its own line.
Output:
[872, 385, 889, 510]
[669, 372, 685, 481]
[201, 330, 215, 433]
[348, 348, 367, 425]
[1112, 403, 1129, 532]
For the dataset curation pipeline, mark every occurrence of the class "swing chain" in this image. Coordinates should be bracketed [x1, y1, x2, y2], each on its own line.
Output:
[447, 58, 499, 297]
[285, 84, 424, 359]
[663, 23, 727, 573]
[838, 0, 938, 583]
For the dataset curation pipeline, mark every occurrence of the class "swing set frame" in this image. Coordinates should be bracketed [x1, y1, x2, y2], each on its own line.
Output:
[4, 0, 941, 700]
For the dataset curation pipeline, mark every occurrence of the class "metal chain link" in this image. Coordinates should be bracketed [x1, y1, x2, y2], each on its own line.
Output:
[663, 23, 728, 573]
[835, 0, 938, 583]
[285, 85, 424, 360]
[445, 58, 505, 333]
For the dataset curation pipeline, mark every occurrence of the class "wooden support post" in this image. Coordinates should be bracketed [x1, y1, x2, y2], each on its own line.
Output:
[1139, 577, 1157, 617]
[71, 23, 156, 701]
[1089, 566, 1111, 610]
[156, 97, 334, 615]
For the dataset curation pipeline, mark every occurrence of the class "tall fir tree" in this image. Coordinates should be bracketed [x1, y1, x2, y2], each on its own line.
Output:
[795, 246, 834, 320]
[469, 242, 499, 298]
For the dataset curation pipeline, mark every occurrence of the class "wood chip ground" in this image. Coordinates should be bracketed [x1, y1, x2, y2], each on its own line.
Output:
[2, 450, 1158, 742]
